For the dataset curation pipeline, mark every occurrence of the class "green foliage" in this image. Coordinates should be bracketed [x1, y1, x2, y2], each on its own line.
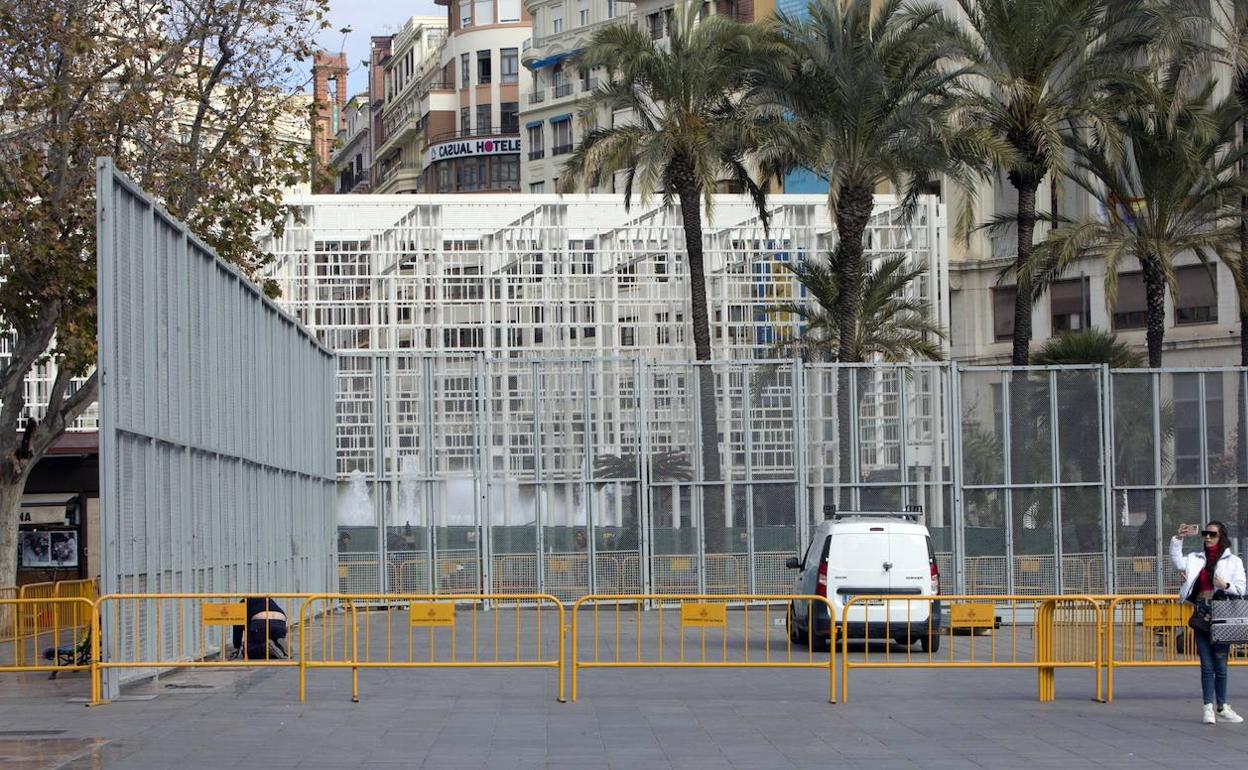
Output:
[1032, 328, 1145, 368]
[768, 251, 946, 362]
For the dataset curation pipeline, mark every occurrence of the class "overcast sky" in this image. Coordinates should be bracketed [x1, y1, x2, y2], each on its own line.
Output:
[318, 1, 444, 96]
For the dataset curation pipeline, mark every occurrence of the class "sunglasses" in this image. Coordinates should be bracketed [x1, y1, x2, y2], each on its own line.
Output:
[1201, 530, 1221, 538]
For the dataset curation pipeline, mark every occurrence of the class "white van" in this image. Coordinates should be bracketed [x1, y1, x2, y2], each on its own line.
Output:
[786, 508, 942, 651]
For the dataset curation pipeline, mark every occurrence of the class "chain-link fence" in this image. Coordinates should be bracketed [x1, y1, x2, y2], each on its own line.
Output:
[333, 356, 1248, 599]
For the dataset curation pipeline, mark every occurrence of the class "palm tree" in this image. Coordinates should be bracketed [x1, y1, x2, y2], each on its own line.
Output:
[768, 252, 946, 362]
[950, 0, 1152, 365]
[747, 0, 994, 503]
[1032, 83, 1248, 367]
[559, 0, 783, 534]
[1031, 327, 1144, 368]
[751, 0, 991, 368]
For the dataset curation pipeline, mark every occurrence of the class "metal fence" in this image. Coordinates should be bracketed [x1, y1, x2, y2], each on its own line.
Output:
[95, 159, 338, 696]
[331, 357, 1248, 600]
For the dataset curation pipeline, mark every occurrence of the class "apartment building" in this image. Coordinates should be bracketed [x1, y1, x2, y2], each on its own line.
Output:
[372, 17, 450, 193]
[520, 0, 773, 193]
[330, 94, 372, 193]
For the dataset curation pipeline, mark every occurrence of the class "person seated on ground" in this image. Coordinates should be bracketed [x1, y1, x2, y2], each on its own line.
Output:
[231, 596, 288, 660]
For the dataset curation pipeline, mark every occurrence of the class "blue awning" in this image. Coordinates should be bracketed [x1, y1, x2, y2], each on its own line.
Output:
[525, 49, 580, 71]
[525, 119, 544, 129]
[549, 113, 572, 124]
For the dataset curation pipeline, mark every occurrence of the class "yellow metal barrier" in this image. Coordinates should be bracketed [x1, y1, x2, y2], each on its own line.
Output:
[54, 578, 98, 630]
[839, 594, 1102, 703]
[0, 597, 99, 702]
[297, 593, 566, 704]
[94, 593, 319, 701]
[1103, 594, 1248, 702]
[570, 594, 836, 703]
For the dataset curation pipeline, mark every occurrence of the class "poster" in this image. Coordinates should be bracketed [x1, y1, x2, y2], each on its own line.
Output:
[19, 530, 78, 568]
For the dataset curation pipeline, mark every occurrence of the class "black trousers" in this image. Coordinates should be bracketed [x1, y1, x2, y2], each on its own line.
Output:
[245, 619, 287, 659]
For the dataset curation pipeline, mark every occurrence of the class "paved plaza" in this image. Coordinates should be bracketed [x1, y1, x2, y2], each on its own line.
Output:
[2, 613, 1247, 769]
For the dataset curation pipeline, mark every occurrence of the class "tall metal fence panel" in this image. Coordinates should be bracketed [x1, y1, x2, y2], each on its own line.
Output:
[95, 159, 338, 695]
[332, 356, 1247, 600]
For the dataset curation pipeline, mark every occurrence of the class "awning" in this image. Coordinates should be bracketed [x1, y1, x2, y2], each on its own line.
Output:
[525, 49, 580, 71]
[550, 113, 572, 124]
[525, 119, 544, 129]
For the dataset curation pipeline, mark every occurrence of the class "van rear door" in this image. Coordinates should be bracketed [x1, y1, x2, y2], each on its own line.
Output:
[828, 532, 890, 623]
[887, 531, 932, 623]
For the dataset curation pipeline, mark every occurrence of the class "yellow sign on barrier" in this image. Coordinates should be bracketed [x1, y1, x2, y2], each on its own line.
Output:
[1142, 602, 1190, 628]
[409, 602, 455, 627]
[681, 603, 726, 628]
[950, 603, 995, 629]
[202, 603, 246, 625]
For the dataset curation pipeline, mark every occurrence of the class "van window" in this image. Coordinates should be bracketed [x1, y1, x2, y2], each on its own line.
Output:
[802, 534, 824, 568]
[828, 533, 876, 567]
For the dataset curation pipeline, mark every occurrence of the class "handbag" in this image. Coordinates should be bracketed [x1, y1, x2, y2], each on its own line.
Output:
[1211, 596, 1248, 644]
[1189, 599, 1213, 635]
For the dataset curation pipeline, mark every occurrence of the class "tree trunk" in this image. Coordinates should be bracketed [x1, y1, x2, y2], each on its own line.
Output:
[833, 183, 875, 507]
[673, 165, 724, 553]
[1011, 179, 1040, 367]
[1141, 256, 1166, 368]
[0, 460, 32, 634]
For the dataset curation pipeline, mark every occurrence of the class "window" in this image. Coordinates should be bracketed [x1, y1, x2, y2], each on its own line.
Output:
[460, 106, 470, 132]
[1111, 272, 1146, 330]
[461, 54, 470, 87]
[552, 119, 572, 155]
[530, 181, 545, 193]
[552, 63, 571, 98]
[499, 0, 521, 22]
[501, 48, 519, 84]
[527, 123, 544, 159]
[477, 50, 492, 84]
[552, 8, 563, 32]
[476, 104, 492, 133]
[578, 0, 589, 25]
[474, 0, 494, 24]
[438, 162, 452, 191]
[491, 156, 519, 188]
[620, 317, 637, 346]
[460, 0, 472, 27]
[1175, 264, 1217, 325]
[500, 102, 519, 134]
[992, 286, 1017, 342]
[646, 11, 663, 39]
[457, 157, 486, 191]
[1050, 277, 1091, 333]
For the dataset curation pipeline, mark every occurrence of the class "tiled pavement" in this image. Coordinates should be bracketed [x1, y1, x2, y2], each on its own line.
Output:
[2, 618, 1247, 769]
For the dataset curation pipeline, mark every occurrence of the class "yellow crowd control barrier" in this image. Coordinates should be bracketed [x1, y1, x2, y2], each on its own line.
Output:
[94, 593, 318, 700]
[839, 594, 1102, 703]
[297, 593, 566, 704]
[570, 594, 836, 703]
[0, 596, 100, 701]
[1103, 595, 1248, 702]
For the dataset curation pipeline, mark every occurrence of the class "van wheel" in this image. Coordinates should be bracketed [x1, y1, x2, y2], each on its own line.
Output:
[919, 633, 941, 653]
[787, 608, 808, 645]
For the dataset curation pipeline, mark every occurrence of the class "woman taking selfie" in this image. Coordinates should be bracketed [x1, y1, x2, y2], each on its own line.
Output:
[1172, 521, 1247, 724]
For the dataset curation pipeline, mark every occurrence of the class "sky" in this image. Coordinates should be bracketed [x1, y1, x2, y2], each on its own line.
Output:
[317, 1, 444, 96]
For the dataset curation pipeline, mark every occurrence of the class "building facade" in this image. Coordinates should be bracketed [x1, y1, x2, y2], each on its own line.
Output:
[520, 0, 774, 194]
[330, 94, 372, 194]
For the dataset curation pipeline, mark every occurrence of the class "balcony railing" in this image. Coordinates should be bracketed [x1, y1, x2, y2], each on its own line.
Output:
[554, 82, 573, 98]
[529, 90, 546, 105]
[428, 127, 521, 144]
[528, 149, 545, 160]
[552, 144, 573, 156]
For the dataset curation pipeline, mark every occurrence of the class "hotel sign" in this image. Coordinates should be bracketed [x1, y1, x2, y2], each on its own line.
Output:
[427, 137, 521, 164]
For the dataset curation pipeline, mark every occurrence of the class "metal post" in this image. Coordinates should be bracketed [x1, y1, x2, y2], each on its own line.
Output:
[1049, 370, 1063, 593]
[582, 360, 596, 595]
[743, 363, 756, 594]
[1002, 369, 1016, 596]
[949, 362, 967, 595]
[1153, 371, 1164, 594]
[638, 356, 653, 597]
[1100, 365, 1116, 593]
[373, 354, 387, 594]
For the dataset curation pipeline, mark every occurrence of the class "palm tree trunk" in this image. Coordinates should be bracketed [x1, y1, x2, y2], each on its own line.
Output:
[673, 166, 724, 551]
[1011, 179, 1040, 366]
[834, 183, 874, 506]
[1141, 256, 1166, 368]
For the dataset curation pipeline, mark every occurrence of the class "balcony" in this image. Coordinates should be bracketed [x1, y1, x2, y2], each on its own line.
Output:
[529, 89, 546, 105]
[552, 144, 573, 156]
[554, 82, 573, 98]
[428, 127, 521, 144]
